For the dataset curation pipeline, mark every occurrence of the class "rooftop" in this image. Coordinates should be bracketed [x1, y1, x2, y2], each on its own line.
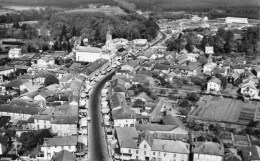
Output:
[152, 139, 189, 154]
[193, 141, 224, 156]
[43, 136, 77, 147]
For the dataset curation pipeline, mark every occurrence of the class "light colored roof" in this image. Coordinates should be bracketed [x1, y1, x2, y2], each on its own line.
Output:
[193, 141, 224, 156]
[162, 114, 187, 130]
[43, 136, 77, 147]
[22, 82, 41, 92]
[149, 98, 165, 118]
[75, 46, 101, 53]
[135, 123, 176, 132]
[152, 139, 190, 154]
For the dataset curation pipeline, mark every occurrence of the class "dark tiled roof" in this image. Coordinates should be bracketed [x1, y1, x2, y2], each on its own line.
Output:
[112, 107, 136, 119]
[43, 136, 77, 147]
[0, 104, 43, 115]
[193, 142, 224, 156]
[52, 150, 76, 161]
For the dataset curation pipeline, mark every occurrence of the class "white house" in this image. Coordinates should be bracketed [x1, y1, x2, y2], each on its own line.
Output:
[225, 17, 248, 24]
[8, 48, 21, 59]
[112, 107, 136, 127]
[240, 79, 258, 98]
[193, 142, 224, 161]
[51, 116, 78, 136]
[207, 77, 221, 92]
[40, 136, 77, 160]
[37, 56, 55, 66]
[203, 62, 217, 74]
[34, 115, 52, 130]
[0, 105, 43, 120]
[0, 65, 14, 76]
[74, 46, 102, 62]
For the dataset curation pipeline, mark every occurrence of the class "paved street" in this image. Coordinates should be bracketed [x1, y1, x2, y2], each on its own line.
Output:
[88, 71, 114, 161]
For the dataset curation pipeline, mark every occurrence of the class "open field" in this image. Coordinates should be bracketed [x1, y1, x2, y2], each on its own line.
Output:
[188, 95, 259, 125]
[127, 0, 260, 10]
[64, 6, 126, 15]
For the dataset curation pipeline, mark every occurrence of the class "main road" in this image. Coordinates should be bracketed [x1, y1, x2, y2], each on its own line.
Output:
[87, 30, 167, 161]
[88, 71, 115, 161]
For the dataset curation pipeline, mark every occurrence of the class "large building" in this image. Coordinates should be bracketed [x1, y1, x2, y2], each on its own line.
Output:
[74, 46, 102, 62]
[225, 17, 248, 24]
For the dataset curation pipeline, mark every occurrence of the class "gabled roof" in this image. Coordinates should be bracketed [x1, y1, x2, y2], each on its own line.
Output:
[162, 114, 187, 131]
[51, 115, 78, 124]
[52, 150, 76, 161]
[75, 46, 101, 53]
[0, 65, 13, 72]
[9, 98, 40, 108]
[149, 98, 165, 118]
[0, 104, 43, 115]
[43, 136, 77, 147]
[112, 107, 136, 119]
[116, 127, 138, 149]
[153, 63, 170, 71]
[193, 141, 224, 156]
[152, 139, 190, 154]
[135, 92, 153, 102]
[208, 76, 221, 85]
[60, 73, 73, 83]
[127, 60, 139, 68]
[135, 123, 176, 132]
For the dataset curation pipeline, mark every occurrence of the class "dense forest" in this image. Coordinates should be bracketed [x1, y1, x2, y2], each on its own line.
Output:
[43, 12, 159, 45]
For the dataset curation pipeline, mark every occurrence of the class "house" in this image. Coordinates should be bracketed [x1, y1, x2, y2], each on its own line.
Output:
[239, 79, 258, 98]
[121, 60, 140, 73]
[110, 93, 126, 110]
[111, 107, 137, 127]
[153, 64, 171, 74]
[228, 72, 240, 84]
[231, 64, 245, 74]
[37, 56, 55, 66]
[40, 136, 77, 160]
[207, 76, 221, 92]
[150, 139, 190, 161]
[132, 92, 153, 103]
[116, 70, 131, 79]
[0, 104, 43, 120]
[149, 98, 166, 121]
[20, 81, 42, 92]
[74, 46, 102, 62]
[241, 145, 260, 161]
[110, 78, 126, 94]
[8, 48, 21, 58]
[187, 62, 202, 76]
[0, 65, 14, 76]
[132, 74, 149, 85]
[51, 116, 78, 136]
[203, 62, 217, 75]
[162, 114, 188, 135]
[193, 141, 224, 161]
[52, 150, 76, 161]
[225, 17, 248, 24]
[59, 73, 73, 87]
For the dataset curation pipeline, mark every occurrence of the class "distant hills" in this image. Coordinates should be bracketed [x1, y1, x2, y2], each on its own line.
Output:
[0, 0, 259, 9]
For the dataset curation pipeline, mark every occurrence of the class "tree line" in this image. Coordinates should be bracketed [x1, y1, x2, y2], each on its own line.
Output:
[165, 26, 260, 55]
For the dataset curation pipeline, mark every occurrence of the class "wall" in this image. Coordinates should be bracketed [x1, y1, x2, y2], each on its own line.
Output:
[114, 119, 136, 127]
[193, 153, 223, 161]
[51, 124, 77, 136]
[75, 52, 101, 62]
[34, 119, 51, 130]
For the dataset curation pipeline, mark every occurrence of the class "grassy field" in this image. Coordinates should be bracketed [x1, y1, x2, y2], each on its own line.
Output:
[64, 6, 126, 15]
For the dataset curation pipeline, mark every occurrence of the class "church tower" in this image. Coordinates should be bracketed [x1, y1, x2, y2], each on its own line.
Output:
[105, 26, 115, 52]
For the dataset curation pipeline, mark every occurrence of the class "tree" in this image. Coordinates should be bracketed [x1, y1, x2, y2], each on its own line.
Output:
[71, 25, 77, 37]
[44, 74, 59, 86]
[61, 24, 67, 37]
[19, 129, 53, 152]
[187, 92, 199, 102]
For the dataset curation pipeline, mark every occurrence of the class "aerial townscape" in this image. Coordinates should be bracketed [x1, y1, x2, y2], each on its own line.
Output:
[0, 0, 259, 161]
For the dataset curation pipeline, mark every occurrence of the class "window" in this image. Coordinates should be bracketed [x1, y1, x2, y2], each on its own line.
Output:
[158, 152, 160, 156]
[144, 151, 146, 155]
[174, 154, 176, 157]
[128, 149, 131, 153]
[164, 153, 166, 156]
[69, 146, 71, 149]
[144, 144, 147, 149]
[136, 150, 138, 154]
[153, 152, 155, 155]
